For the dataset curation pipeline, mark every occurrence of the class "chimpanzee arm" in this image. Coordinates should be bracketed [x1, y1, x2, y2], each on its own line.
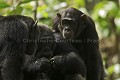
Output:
[51, 52, 86, 77]
[23, 55, 50, 74]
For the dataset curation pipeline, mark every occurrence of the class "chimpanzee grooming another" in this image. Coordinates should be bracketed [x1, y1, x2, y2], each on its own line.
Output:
[0, 15, 39, 80]
[9, 15, 39, 55]
[52, 7, 105, 80]
[23, 25, 56, 80]
[23, 24, 86, 80]
[48, 32, 86, 80]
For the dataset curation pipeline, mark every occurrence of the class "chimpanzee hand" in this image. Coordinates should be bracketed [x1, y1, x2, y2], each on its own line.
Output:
[50, 56, 63, 70]
[35, 57, 51, 73]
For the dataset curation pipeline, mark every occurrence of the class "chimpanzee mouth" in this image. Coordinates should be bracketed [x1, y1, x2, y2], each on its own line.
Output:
[62, 29, 74, 39]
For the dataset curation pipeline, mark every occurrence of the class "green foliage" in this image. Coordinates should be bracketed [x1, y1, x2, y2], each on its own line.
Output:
[0, 2, 10, 8]
[92, 1, 120, 36]
[0, 1, 120, 79]
[107, 65, 114, 75]
[19, 0, 37, 5]
[66, 0, 85, 8]
[37, 5, 48, 18]
[8, 6, 23, 15]
[93, 1, 118, 18]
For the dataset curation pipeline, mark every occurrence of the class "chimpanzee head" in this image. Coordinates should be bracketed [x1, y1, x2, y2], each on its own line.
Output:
[8, 15, 40, 55]
[53, 7, 87, 39]
[35, 25, 56, 59]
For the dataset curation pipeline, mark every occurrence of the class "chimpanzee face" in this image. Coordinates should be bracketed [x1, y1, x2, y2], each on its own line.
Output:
[60, 17, 76, 39]
[56, 8, 86, 39]
[36, 37, 56, 59]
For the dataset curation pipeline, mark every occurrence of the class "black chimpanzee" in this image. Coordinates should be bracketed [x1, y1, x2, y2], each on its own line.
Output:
[23, 24, 86, 80]
[23, 25, 56, 80]
[48, 32, 86, 80]
[52, 7, 105, 80]
[0, 15, 39, 80]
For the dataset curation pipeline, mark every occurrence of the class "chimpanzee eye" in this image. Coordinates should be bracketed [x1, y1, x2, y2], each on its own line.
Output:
[70, 20, 75, 25]
[62, 19, 68, 25]
[62, 19, 75, 25]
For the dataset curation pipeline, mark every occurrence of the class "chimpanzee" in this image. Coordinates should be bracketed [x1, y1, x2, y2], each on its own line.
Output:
[48, 32, 86, 80]
[52, 7, 105, 80]
[0, 15, 39, 80]
[0, 15, 3, 20]
[23, 24, 86, 80]
[8, 15, 39, 55]
[23, 25, 56, 80]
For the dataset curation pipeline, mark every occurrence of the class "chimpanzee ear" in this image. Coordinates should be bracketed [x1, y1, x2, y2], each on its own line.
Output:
[57, 12, 61, 19]
[81, 14, 87, 22]
[58, 24, 62, 32]
[33, 20, 38, 27]
[31, 20, 39, 37]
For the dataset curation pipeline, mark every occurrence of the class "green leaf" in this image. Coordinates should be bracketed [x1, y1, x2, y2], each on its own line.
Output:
[107, 65, 114, 75]
[93, 1, 106, 12]
[75, 0, 85, 7]
[105, 1, 118, 17]
[19, 0, 37, 5]
[0, 2, 10, 8]
[37, 5, 49, 18]
[93, 1, 118, 18]
[92, 2, 104, 19]
[115, 17, 120, 33]
[37, 5, 47, 11]
[20, 3, 33, 10]
[8, 6, 23, 15]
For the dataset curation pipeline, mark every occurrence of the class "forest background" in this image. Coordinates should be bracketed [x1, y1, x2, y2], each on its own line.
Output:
[0, 0, 120, 80]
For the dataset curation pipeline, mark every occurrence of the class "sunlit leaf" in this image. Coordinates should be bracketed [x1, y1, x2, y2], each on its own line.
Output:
[20, 3, 33, 10]
[19, 0, 37, 5]
[115, 10, 120, 33]
[78, 0, 85, 6]
[92, 1, 107, 19]
[0, 2, 10, 8]
[93, 1, 106, 11]
[37, 5, 47, 11]
[93, 1, 118, 19]
[8, 6, 23, 15]
[107, 65, 114, 75]
[115, 17, 120, 33]
[104, 1, 118, 17]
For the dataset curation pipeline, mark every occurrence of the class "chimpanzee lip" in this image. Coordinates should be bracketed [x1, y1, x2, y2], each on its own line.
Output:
[63, 33, 72, 39]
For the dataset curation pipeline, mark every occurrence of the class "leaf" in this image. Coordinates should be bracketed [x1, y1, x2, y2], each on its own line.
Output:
[0, 2, 10, 8]
[37, 5, 49, 18]
[8, 6, 23, 15]
[107, 65, 114, 75]
[104, 1, 118, 17]
[20, 3, 33, 10]
[18, 0, 37, 5]
[93, 1, 106, 12]
[92, 1, 108, 19]
[93, 1, 118, 18]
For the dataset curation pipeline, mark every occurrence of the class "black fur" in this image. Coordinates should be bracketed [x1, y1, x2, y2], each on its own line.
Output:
[48, 33, 86, 80]
[23, 25, 56, 80]
[52, 7, 105, 80]
[0, 15, 38, 80]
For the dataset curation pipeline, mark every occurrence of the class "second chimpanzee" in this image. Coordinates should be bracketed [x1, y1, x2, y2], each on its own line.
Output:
[48, 32, 86, 80]
[23, 25, 86, 80]
[52, 7, 105, 80]
[0, 15, 39, 80]
[23, 25, 56, 80]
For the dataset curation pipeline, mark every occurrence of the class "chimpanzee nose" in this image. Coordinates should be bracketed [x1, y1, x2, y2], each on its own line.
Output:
[64, 27, 70, 32]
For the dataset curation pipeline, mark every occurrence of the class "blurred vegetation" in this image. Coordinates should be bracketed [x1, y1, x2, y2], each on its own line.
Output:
[0, 0, 120, 80]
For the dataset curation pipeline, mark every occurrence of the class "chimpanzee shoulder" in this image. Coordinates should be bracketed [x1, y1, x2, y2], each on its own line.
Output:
[0, 15, 39, 80]
[23, 25, 56, 80]
[52, 7, 105, 80]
